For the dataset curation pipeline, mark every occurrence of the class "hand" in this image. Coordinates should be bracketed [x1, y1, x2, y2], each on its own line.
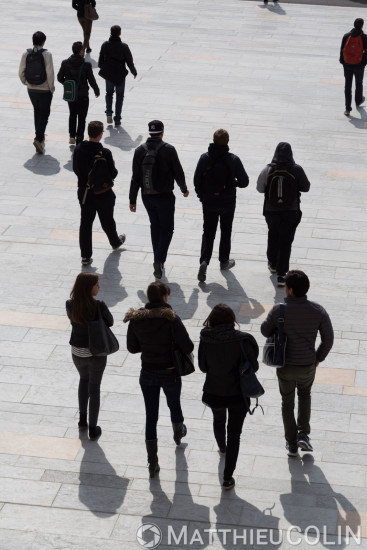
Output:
[183, 190, 189, 197]
[130, 204, 136, 212]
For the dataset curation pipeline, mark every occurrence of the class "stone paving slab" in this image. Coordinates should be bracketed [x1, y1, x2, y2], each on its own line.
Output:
[0, 0, 367, 549]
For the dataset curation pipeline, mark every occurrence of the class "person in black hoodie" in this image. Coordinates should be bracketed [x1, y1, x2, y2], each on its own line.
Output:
[129, 120, 189, 280]
[73, 120, 125, 265]
[58, 41, 100, 145]
[340, 18, 367, 116]
[199, 303, 259, 490]
[194, 129, 249, 283]
[124, 282, 194, 478]
[72, 0, 96, 53]
[66, 272, 113, 441]
[98, 25, 137, 126]
[257, 142, 310, 287]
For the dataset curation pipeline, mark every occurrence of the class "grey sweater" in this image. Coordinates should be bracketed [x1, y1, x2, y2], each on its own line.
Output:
[261, 296, 334, 366]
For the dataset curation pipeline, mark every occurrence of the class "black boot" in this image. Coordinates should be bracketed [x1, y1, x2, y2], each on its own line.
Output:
[146, 439, 160, 478]
[78, 414, 88, 430]
[172, 422, 187, 445]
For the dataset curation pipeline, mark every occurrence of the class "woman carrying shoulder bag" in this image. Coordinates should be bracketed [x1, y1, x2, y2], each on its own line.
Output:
[124, 282, 194, 478]
[199, 303, 259, 490]
[66, 272, 113, 440]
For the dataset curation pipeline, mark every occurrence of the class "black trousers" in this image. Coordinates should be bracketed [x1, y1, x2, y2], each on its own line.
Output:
[265, 210, 302, 276]
[68, 97, 89, 142]
[277, 364, 316, 448]
[200, 201, 236, 265]
[142, 192, 175, 264]
[78, 189, 121, 259]
[72, 354, 107, 427]
[343, 64, 365, 111]
[27, 90, 52, 142]
[211, 402, 247, 481]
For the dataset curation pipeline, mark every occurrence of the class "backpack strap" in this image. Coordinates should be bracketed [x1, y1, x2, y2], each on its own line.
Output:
[82, 152, 103, 205]
[142, 141, 166, 154]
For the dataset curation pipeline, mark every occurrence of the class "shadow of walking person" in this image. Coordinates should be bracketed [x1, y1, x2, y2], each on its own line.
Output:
[137, 282, 199, 320]
[104, 125, 143, 151]
[24, 154, 60, 175]
[98, 250, 128, 307]
[280, 454, 361, 548]
[78, 440, 129, 518]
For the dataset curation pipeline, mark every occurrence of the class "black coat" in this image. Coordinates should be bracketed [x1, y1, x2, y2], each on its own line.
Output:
[199, 324, 259, 407]
[72, 0, 96, 19]
[194, 143, 249, 205]
[66, 299, 113, 347]
[73, 141, 118, 190]
[57, 55, 99, 99]
[124, 302, 194, 371]
[129, 137, 187, 204]
[340, 28, 367, 66]
[98, 36, 137, 84]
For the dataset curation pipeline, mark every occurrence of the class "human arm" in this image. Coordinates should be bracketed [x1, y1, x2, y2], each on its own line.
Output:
[233, 156, 249, 188]
[45, 52, 55, 93]
[129, 149, 141, 205]
[126, 322, 141, 354]
[315, 311, 334, 363]
[260, 306, 278, 337]
[104, 149, 118, 180]
[98, 44, 105, 69]
[193, 154, 207, 201]
[172, 317, 194, 355]
[99, 301, 113, 327]
[86, 62, 100, 96]
[18, 52, 27, 85]
[256, 166, 270, 193]
[198, 340, 207, 372]
[340, 34, 348, 64]
[170, 146, 187, 193]
[57, 62, 65, 84]
[123, 43, 137, 77]
[72, 0, 78, 10]
[295, 165, 310, 193]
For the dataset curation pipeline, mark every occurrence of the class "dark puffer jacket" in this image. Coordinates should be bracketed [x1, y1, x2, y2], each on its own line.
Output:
[256, 142, 310, 213]
[124, 302, 194, 371]
[98, 36, 137, 84]
[57, 55, 99, 99]
[340, 28, 367, 66]
[261, 295, 334, 366]
[194, 143, 249, 205]
[66, 299, 113, 347]
[73, 141, 118, 191]
[199, 324, 259, 407]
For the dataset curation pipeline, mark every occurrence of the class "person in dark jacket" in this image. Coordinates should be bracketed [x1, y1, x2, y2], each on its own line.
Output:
[340, 18, 367, 116]
[261, 270, 334, 457]
[124, 282, 194, 478]
[199, 303, 259, 490]
[73, 120, 125, 265]
[98, 25, 137, 126]
[194, 129, 249, 282]
[58, 41, 100, 145]
[129, 120, 189, 279]
[257, 142, 310, 287]
[66, 272, 113, 440]
[72, 0, 96, 53]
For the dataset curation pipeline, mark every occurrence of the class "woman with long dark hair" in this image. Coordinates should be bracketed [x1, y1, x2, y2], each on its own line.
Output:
[199, 303, 259, 490]
[66, 272, 113, 440]
[124, 282, 194, 478]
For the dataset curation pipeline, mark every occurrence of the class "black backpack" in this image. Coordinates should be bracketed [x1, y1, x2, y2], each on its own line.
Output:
[266, 166, 298, 208]
[25, 48, 47, 85]
[202, 156, 232, 198]
[141, 142, 165, 194]
[82, 152, 114, 204]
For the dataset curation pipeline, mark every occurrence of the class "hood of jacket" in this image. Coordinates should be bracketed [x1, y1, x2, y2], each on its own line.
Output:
[271, 142, 295, 166]
[124, 303, 175, 323]
[208, 143, 229, 160]
[109, 36, 122, 44]
[200, 324, 248, 344]
[67, 54, 85, 67]
[350, 28, 364, 38]
[77, 141, 103, 154]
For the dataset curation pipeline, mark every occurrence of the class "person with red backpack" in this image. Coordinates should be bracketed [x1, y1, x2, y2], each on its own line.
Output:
[257, 143, 310, 287]
[340, 18, 367, 116]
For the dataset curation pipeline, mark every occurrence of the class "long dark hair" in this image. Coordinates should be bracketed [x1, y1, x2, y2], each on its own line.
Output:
[203, 303, 238, 328]
[70, 272, 98, 324]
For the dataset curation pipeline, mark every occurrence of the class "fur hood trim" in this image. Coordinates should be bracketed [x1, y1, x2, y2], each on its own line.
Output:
[124, 307, 176, 323]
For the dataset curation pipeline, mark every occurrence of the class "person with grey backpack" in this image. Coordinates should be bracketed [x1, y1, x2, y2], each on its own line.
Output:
[57, 41, 100, 145]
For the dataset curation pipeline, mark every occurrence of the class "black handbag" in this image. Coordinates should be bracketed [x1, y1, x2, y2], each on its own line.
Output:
[84, 3, 99, 21]
[238, 341, 265, 399]
[262, 304, 287, 368]
[88, 302, 119, 356]
[171, 326, 195, 376]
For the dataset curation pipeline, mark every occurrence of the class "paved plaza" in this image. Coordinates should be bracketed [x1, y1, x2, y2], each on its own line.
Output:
[0, 0, 367, 548]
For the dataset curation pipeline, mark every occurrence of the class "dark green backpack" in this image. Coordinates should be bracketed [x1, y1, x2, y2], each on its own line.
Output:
[63, 63, 84, 102]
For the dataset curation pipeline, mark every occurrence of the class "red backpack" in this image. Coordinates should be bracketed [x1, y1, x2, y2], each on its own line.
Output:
[343, 34, 364, 64]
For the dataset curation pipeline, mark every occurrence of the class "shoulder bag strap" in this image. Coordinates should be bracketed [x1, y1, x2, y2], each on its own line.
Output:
[77, 62, 84, 85]
[278, 304, 285, 338]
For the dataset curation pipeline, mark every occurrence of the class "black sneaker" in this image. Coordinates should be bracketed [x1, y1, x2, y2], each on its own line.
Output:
[344, 109, 351, 116]
[277, 275, 285, 287]
[298, 434, 313, 452]
[115, 122, 121, 127]
[219, 446, 226, 454]
[89, 426, 102, 441]
[220, 259, 235, 271]
[198, 261, 207, 282]
[286, 441, 298, 457]
[153, 261, 162, 279]
[268, 262, 277, 273]
[81, 257, 93, 266]
[113, 234, 126, 250]
[356, 96, 365, 107]
[222, 477, 235, 490]
[86, 47, 92, 53]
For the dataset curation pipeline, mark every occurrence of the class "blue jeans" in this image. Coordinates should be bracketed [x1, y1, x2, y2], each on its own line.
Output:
[142, 192, 175, 264]
[27, 90, 52, 142]
[105, 79, 126, 123]
[139, 369, 184, 440]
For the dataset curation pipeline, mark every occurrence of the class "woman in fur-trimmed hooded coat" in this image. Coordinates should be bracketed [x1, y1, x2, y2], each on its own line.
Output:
[124, 282, 194, 477]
